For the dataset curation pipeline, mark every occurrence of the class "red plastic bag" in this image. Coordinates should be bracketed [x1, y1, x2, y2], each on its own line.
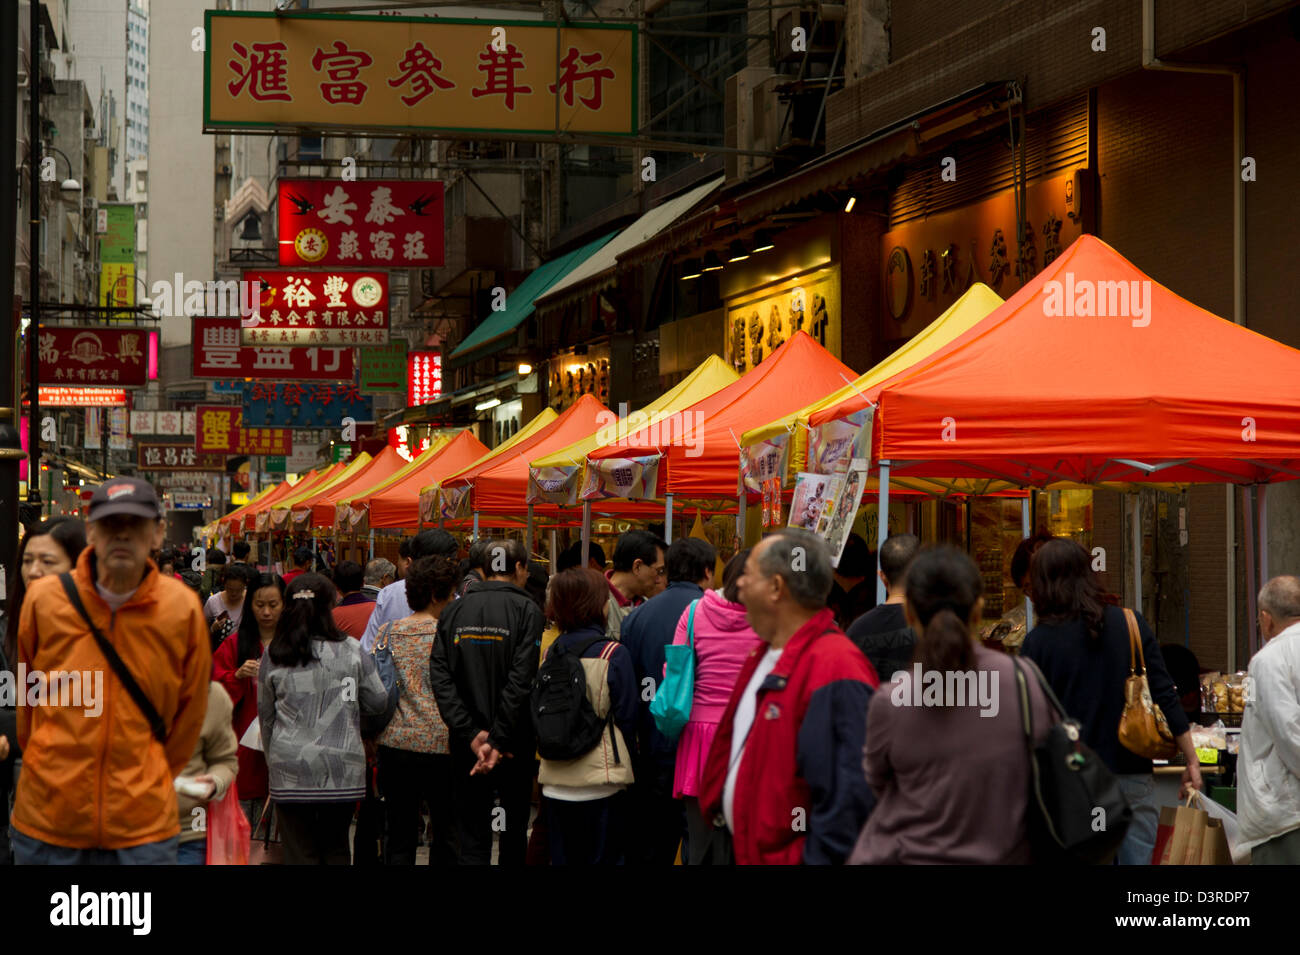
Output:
[205, 782, 251, 865]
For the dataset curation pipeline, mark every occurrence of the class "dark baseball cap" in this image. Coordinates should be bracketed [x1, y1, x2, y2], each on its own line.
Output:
[89, 477, 163, 521]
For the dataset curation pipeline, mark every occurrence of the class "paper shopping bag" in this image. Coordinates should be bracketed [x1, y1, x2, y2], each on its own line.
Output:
[1198, 818, 1233, 866]
[1153, 804, 1207, 864]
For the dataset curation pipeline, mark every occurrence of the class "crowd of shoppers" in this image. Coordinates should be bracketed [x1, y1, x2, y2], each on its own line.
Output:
[5, 479, 1296, 869]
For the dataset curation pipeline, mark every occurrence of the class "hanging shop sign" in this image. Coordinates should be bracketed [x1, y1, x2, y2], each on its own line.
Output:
[129, 411, 155, 434]
[241, 269, 389, 346]
[724, 266, 840, 375]
[204, 11, 636, 136]
[38, 326, 149, 387]
[407, 350, 443, 406]
[149, 410, 197, 436]
[278, 179, 444, 268]
[880, 172, 1083, 334]
[98, 204, 137, 307]
[139, 443, 226, 471]
[197, 405, 292, 455]
[164, 491, 214, 510]
[193, 317, 355, 379]
[35, 386, 128, 407]
[100, 263, 137, 308]
[360, 339, 408, 391]
[240, 382, 374, 429]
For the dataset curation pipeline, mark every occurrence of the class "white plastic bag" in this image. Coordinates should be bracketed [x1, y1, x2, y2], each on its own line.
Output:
[1189, 789, 1250, 865]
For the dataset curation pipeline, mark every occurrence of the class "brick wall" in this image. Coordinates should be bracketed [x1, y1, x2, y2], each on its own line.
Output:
[1095, 68, 1233, 318]
[827, 0, 1295, 152]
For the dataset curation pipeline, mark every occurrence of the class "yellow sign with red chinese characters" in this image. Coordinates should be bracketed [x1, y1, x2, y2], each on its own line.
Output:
[204, 11, 636, 136]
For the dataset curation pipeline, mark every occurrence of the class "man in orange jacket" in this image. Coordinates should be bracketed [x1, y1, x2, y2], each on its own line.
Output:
[12, 478, 211, 864]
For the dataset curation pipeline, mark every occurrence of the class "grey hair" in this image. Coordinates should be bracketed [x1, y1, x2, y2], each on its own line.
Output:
[756, 527, 833, 611]
[364, 558, 396, 586]
[1259, 575, 1300, 622]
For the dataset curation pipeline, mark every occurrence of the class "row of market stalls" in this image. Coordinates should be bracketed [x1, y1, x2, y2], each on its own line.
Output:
[204, 235, 1300, 658]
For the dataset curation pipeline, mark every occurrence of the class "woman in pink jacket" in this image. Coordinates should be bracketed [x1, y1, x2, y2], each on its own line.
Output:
[669, 549, 762, 864]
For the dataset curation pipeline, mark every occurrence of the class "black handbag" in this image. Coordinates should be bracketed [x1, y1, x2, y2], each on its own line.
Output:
[1012, 656, 1132, 864]
[361, 623, 402, 739]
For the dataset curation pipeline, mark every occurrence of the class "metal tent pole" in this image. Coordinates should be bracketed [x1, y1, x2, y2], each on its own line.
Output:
[664, 493, 674, 543]
[368, 528, 375, 561]
[580, 500, 592, 567]
[1131, 494, 1143, 615]
[876, 461, 891, 605]
[1243, 486, 1258, 659]
[472, 510, 480, 539]
[525, 502, 534, 555]
[1021, 494, 1034, 631]
[549, 528, 558, 576]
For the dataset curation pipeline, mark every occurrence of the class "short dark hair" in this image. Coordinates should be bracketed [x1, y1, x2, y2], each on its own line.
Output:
[483, 538, 528, 579]
[666, 537, 715, 584]
[222, 563, 255, 589]
[557, 540, 605, 572]
[398, 538, 412, 560]
[233, 541, 250, 560]
[1010, 529, 1055, 589]
[412, 528, 458, 560]
[334, 560, 364, 594]
[878, 533, 920, 587]
[546, 568, 609, 633]
[293, 546, 314, 568]
[208, 547, 228, 565]
[405, 556, 459, 612]
[612, 529, 666, 573]
[836, 533, 872, 578]
[467, 538, 492, 573]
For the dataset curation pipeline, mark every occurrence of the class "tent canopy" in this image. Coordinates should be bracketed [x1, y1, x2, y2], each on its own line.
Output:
[419, 408, 559, 499]
[248, 464, 344, 531]
[528, 353, 740, 505]
[274, 453, 371, 512]
[357, 430, 492, 529]
[863, 234, 1300, 486]
[221, 478, 299, 533]
[446, 394, 613, 514]
[297, 445, 410, 529]
[586, 331, 857, 498]
[743, 283, 1004, 477]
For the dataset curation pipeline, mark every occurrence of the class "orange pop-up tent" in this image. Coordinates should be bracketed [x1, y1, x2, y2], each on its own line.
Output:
[219, 478, 299, 536]
[349, 430, 492, 530]
[244, 464, 343, 533]
[852, 234, 1300, 487]
[585, 331, 857, 499]
[296, 446, 409, 530]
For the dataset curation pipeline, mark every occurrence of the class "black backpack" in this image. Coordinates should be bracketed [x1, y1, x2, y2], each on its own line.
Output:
[531, 634, 619, 763]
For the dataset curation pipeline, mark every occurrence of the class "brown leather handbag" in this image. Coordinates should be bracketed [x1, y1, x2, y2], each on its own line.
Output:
[1117, 609, 1178, 760]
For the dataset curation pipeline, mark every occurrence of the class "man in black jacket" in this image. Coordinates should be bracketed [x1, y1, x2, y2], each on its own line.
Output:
[845, 533, 919, 682]
[430, 538, 544, 865]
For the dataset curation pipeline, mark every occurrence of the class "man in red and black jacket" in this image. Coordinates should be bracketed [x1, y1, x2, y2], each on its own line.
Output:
[700, 527, 879, 865]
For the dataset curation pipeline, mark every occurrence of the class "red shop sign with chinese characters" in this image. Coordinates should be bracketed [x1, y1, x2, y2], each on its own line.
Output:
[137, 443, 226, 471]
[407, 351, 443, 406]
[278, 179, 444, 268]
[38, 326, 149, 387]
[34, 386, 129, 407]
[192, 317, 355, 379]
[197, 405, 292, 455]
[241, 270, 389, 347]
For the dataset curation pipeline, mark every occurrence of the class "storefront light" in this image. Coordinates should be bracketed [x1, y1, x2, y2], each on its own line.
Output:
[728, 240, 750, 263]
[752, 230, 775, 253]
[701, 251, 724, 272]
[681, 258, 702, 280]
[844, 195, 856, 213]
[475, 398, 501, 412]
[517, 363, 532, 375]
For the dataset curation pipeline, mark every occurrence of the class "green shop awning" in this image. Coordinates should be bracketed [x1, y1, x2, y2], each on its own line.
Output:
[447, 231, 617, 368]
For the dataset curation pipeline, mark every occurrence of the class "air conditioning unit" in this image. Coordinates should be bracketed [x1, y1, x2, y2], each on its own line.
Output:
[724, 67, 774, 184]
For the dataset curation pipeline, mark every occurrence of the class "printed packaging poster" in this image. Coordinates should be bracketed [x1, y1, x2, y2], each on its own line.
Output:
[822, 458, 867, 567]
[788, 472, 836, 531]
